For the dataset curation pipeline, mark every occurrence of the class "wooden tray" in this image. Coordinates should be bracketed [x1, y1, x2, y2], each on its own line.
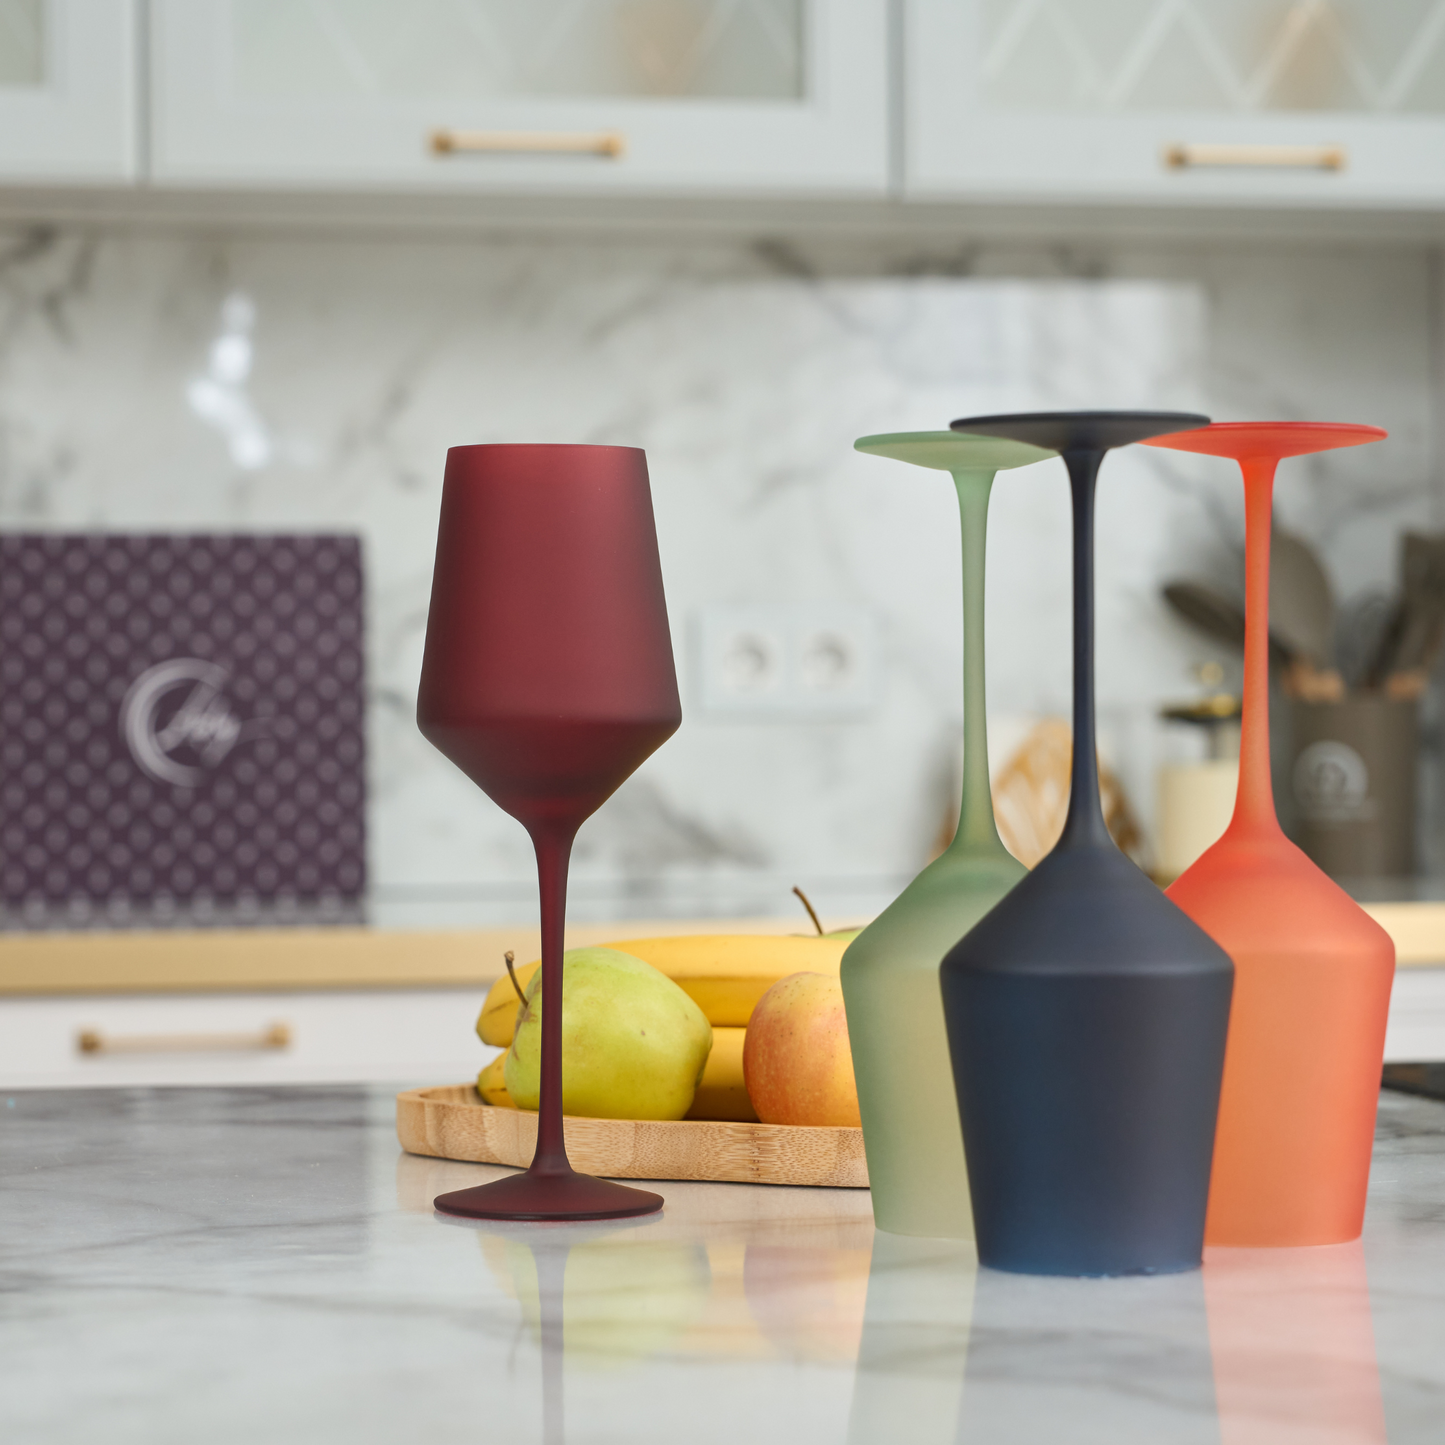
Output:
[396, 1085, 868, 1189]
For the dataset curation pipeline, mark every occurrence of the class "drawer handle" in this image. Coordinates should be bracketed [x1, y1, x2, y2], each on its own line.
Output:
[1164, 143, 1345, 172]
[429, 128, 625, 159]
[77, 1023, 292, 1056]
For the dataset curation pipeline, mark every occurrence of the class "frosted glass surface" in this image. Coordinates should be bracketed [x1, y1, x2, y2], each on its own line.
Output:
[0, 0, 43, 88]
[982, 0, 1445, 113]
[232, 0, 804, 101]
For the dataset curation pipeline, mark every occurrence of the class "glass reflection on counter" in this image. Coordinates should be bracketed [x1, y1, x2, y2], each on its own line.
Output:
[1204, 1242, 1386, 1445]
[397, 1155, 1388, 1444]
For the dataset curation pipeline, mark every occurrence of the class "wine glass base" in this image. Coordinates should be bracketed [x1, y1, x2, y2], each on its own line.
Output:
[434, 1167, 664, 1222]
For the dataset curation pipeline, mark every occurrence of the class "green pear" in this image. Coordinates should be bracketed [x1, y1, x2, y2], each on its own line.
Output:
[504, 947, 713, 1120]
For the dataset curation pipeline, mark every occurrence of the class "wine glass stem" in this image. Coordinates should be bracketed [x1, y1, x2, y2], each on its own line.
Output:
[1235, 456, 1283, 836]
[1059, 448, 1110, 847]
[532, 826, 578, 1177]
[951, 468, 1009, 856]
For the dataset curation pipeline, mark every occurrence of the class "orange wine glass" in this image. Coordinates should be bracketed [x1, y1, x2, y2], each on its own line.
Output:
[1144, 421, 1394, 1247]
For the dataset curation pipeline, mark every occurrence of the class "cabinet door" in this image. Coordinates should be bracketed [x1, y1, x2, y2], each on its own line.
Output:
[908, 0, 1445, 207]
[0, 0, 136, 181]
[150, 0, 888, 196]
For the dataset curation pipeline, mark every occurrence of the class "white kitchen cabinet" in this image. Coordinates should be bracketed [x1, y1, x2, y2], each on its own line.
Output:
[148, 0, 888, 197]
[1383, 967, 1445, 1066]
[4, 967, 1443, 1090]
[907, 0, 1445, 208]
[0, 988, 495, 1088]
[0, 0, 136, 181]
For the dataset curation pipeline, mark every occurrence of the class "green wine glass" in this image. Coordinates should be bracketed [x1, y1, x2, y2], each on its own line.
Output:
[842, 430, 1055, 1239]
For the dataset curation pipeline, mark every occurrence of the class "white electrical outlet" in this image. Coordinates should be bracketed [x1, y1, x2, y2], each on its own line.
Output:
[695, 605, 878, 718]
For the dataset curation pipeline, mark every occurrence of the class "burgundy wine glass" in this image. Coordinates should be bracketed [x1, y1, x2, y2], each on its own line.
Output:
[417, 444, 682, 1221]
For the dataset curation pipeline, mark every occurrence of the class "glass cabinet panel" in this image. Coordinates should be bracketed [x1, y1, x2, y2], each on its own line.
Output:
[231, 0, 805, 102]
[908, 0, 1445, 205]
[152, 0, 885, 195]
[980, 0, 1445, 114]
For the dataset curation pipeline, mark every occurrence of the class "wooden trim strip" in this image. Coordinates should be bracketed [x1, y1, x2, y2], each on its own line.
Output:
[0, 918, 801, 995]
[0, 905, 1439, 996]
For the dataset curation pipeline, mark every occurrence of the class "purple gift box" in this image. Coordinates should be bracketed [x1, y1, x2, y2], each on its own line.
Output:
[0, 534, 366, 928]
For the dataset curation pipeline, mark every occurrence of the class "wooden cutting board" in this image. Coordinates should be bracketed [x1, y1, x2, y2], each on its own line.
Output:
[396, 1084, 868, 1189]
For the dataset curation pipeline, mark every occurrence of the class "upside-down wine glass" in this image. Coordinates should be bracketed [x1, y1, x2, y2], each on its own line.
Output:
[418, 443, 682, 1221]
[940, 411, 1235, 1276]
[842, 431, 1053, 1241]
[1143, 422, 1394, 1247]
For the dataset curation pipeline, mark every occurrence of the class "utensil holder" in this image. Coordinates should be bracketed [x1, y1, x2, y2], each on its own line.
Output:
[1289, 694, 1419, 878]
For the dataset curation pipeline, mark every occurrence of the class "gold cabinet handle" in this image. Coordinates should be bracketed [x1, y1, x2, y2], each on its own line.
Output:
[1164, 143, 1345, 172]
[429, 128, 625, 159]
[77, 1023, 292, 1056]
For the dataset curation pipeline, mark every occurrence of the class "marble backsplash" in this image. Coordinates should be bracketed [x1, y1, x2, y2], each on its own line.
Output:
[0, 223, 1436, 924]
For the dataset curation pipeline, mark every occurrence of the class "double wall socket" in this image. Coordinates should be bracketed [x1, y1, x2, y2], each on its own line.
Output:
[694, 604, 878, 718]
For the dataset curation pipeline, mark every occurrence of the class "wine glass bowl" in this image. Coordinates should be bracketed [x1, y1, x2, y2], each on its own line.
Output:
[417, 443, 682, 1222]
[1143, 421, 1394, 1247]
[939, 410, 1234, 1277]
[843, 430, 1052, 1242]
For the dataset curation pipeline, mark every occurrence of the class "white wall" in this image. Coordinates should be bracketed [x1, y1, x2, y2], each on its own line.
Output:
[0, 224, 1434, 923]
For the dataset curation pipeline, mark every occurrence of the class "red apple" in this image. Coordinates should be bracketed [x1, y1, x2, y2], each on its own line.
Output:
[743, 972, 861, 1127]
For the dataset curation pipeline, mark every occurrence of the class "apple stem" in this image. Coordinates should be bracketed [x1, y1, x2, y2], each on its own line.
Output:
[792, 886, 825, 936]
[503, 950, 528, 1007]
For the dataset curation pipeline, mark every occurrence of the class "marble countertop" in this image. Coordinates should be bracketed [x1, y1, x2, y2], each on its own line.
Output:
[4, 1087, 1444, 1445]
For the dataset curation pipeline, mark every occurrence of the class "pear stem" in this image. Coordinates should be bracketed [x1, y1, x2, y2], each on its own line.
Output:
[503, 950, 527, 1007]
[792, 886, 825, 936]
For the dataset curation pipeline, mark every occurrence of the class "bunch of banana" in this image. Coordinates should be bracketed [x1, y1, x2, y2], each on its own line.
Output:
[476, 932, 853, 1122]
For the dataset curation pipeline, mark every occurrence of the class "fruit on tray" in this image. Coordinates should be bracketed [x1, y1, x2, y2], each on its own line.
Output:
[685, 1027, 757, 1122]
[504, 947, 713, 1120]
[476, 1022, 755, 1121]
[477, 932, 854, 1046]
[476, 1052, 514, 1108]
[743, 972, 861, 1127]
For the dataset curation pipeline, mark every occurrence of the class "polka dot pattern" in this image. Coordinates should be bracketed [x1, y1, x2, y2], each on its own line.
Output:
[0, 535, 366, 928]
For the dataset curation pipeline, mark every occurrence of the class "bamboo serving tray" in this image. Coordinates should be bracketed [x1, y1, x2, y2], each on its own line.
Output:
[396, 1084, 869, 1189]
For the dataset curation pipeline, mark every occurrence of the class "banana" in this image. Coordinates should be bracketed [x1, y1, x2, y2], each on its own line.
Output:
[475, 933, 851, 1046]
[478, 961, 539, 1046]
[685, 1027, 755, 1122]
[476, 1051, 516, 1108]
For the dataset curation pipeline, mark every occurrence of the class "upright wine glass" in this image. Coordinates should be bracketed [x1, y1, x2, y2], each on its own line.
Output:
[842, 431, 1053, 1241]
[1143, 422, 1393, 1247]
[417, 444, 682, 1221]
[939, 411, 1234, 1277]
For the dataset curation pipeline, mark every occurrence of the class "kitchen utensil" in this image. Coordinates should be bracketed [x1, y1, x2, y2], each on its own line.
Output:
[1366, 532, 1445, 689]
[1144, 420, 1394, 1247]
[1335, 590, 1394, 690]
[417, 444, 682, 1222]
[1163, 580, 1246, 648]
[1269, 528, 1335, 666]
[1164, 579, 1299, 670]
[941, 410, 1232, 1278]
[842, 432, 1051, 1240]
[396, 1086, 868, 1187]
[1269, 528, 1349, 700]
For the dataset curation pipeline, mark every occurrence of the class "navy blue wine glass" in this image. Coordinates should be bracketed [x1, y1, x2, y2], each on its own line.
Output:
[940, 411, 1235, 1276]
